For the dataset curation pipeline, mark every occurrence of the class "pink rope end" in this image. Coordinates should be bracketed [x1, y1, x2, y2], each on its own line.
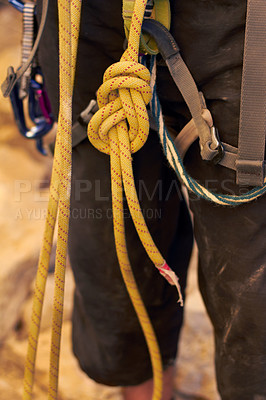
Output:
[158, 261, 184, 306]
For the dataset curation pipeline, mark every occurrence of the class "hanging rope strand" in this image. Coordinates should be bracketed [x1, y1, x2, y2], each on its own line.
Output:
[110, 125, 163, 400]
[22, 1, 81, 399]
[87, 1, 182, 399]
[48, 0, 81, 398]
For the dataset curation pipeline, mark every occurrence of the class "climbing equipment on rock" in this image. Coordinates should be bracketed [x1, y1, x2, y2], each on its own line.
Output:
[2, 0, 53, 155]
[21, 0, 82, 399]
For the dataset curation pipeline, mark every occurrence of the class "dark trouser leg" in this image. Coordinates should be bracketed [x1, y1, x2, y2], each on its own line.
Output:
[159, 2, 266, 391]
[68, 130, 193, 386]
[189, 193, 266, 400]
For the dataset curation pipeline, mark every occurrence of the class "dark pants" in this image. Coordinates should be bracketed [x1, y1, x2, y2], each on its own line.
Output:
[68, 130, 193, 386]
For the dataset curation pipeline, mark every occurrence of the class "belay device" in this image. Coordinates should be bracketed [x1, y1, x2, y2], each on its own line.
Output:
[1, 1, 266, 400]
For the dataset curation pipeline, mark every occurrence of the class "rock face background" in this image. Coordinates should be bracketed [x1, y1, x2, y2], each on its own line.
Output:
[0, 3, 220, 399]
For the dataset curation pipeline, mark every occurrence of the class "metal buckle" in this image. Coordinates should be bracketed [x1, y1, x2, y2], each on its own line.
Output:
[200, 126, 224, 164]
[78, 99, 98, 125]
[207, 126, 224, 164]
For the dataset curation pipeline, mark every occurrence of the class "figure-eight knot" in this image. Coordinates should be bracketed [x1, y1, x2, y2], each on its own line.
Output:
[87, 60, 152, 154]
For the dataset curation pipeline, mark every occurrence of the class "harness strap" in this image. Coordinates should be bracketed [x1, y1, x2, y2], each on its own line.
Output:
[143, 15, 266, 186]
[1, 0, 49, 98]
[174, 116, 266, 181]
[142, 19, 224, 163]
[236, 0, 266, 186]
[174, 120, 239, 170]
[148, 55, 266, 205]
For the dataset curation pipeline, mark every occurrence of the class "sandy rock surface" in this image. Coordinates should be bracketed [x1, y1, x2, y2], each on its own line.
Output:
[0, 4, 220, 400]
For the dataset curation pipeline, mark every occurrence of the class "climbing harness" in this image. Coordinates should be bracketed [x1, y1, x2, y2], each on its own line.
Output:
[1, 0, 266, 399]
[149, 55, 266, 204]
[141, 17, 266, 204]
[2, 0, 53, 155]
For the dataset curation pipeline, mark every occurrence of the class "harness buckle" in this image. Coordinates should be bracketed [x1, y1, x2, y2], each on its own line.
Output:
[78, 99, 98, 125]
[209, 126, 224, 164]
[201, 126, 225, 164]
[211, 127, 224, 164]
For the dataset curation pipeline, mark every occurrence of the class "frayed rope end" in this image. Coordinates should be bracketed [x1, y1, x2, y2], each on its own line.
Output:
[158, 261, 183, 307]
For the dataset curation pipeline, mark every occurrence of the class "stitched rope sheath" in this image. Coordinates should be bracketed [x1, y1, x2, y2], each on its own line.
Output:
[22, 0, 81, 399]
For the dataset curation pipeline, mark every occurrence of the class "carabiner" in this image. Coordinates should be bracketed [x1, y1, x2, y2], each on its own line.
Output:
[8, 0, 24, 13]
[9, 70, 54, 155]
[8, 0, 54, 155]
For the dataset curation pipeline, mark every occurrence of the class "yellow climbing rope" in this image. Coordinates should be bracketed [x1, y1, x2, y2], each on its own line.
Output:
[88, 1, 183, 399]
[123, 0, 171, 54]
[22, 1, 181, 399]
[22, 0, 81, 399]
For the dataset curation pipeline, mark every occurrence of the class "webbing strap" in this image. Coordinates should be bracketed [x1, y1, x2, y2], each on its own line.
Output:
[148, 55, 266, 205]
[142, 19, 222, 162]
[236, 0, 266, 186]
[172, 116, 266, 181]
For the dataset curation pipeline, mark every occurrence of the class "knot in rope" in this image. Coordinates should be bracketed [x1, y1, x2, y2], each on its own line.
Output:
[87, 60, 152, 155]
[86, 3, 183, 399]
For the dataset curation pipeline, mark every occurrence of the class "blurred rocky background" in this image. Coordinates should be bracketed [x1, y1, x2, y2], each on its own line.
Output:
[0, 2, 220, 399]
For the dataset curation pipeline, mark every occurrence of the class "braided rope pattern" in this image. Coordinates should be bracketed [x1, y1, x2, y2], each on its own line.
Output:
[148, 56, 266, 205]
[88, 61, 151, 154]
[22, 1, 81, 399]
